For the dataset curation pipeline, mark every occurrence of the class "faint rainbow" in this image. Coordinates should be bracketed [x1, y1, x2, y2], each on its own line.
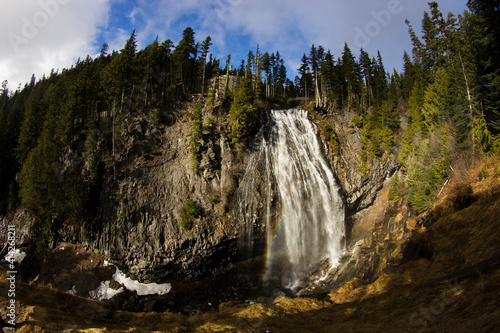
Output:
[263, 166, 313, 283]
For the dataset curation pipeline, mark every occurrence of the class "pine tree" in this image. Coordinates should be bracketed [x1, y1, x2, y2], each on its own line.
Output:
[245, 50, 254, 82]
[359, 48, 373, 106]
[223, 54, 231, 98]
[401, 51, 417, 99]
[228, 77, 257, 146]
[254, 45, 262, 97]
[173, 27, 197, 95]
[373, 51, 388, 104]
[340, 43, 361, 110]
[298, 54, 312, 99]
[160, 39, 174, 103]
[467, 0, 500, 134]
[120, 29, 139, 98]
[199, 36, 212, 95]
[139, 38, 163, 106]
[309, 45, 320, 105]
[421, 68, 448, 134]
[405, 19, 425, 64]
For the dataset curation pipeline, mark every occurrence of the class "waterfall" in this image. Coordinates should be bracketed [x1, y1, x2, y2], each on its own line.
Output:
[236, 109, 345, 290]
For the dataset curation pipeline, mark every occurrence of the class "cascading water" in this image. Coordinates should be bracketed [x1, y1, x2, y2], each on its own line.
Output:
[236, 109, 345, 291]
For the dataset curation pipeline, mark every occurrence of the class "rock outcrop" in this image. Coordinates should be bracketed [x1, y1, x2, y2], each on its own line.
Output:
[89, 101, 240, 283]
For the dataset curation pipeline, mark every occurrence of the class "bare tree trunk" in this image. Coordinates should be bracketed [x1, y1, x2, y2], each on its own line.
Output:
[112, 97, 117, 179]
[201, 62, 206, 95]
[458, 53, 475, 158]
[224, 55, 231, 98]
[314, 70, 321, 107]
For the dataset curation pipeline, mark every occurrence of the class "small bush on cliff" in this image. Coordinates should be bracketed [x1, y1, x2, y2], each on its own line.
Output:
[179, 198, 204, 230]
[318, 119, 339, 146]
[228, 78, 258, 146]
[388, 173, 404, 200]
[154, 108, 167, 124]
[352, 116, 363, 128]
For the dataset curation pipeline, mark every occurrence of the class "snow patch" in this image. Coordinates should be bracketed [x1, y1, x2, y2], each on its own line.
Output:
[94, 260, 171, 299]
[89, 281, 124, 301]
[67, 285, 78, 295]
[4, 249, 26, 264]
[113, 269, 171, 296]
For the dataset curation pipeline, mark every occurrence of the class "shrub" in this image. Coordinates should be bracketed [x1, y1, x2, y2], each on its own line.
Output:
[318, 119, 338, 146]
[480, 165, 489, 180]
[352, 116, 363, 128]
[209, 195, 220, 205]
[408, 181, 433, 215]
[154, 108, 167, 124]
[228, 78, 257, 146]
[180, 217, 192, 231]
[388, 173, 403, 200]
[179, 198, 204, 230]
[103, 153, 114, 171]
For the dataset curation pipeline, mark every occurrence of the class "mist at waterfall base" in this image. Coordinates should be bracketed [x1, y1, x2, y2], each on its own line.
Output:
[236, 109, 346, 294]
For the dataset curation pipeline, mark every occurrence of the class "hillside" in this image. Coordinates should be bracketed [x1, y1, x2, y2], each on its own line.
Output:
[1, 1, 500, 331]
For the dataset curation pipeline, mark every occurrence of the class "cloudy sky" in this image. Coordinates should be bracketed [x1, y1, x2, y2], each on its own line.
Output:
[1, 0, 468, 91]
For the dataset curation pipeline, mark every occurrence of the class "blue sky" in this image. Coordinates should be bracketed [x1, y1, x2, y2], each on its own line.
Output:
[1, 0, 468, 91]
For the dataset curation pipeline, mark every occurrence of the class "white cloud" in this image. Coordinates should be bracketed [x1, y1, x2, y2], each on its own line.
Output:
[0, 0, 111, 90]
[121, 0, 465, 78]
[0, 0, 468, 91]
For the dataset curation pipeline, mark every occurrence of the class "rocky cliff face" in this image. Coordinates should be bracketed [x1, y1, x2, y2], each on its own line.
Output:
[311, 109, 399, 242]
[77, 103, 402, 286]
[89, 101, 241, 283]
[2, 101, 402, 291]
